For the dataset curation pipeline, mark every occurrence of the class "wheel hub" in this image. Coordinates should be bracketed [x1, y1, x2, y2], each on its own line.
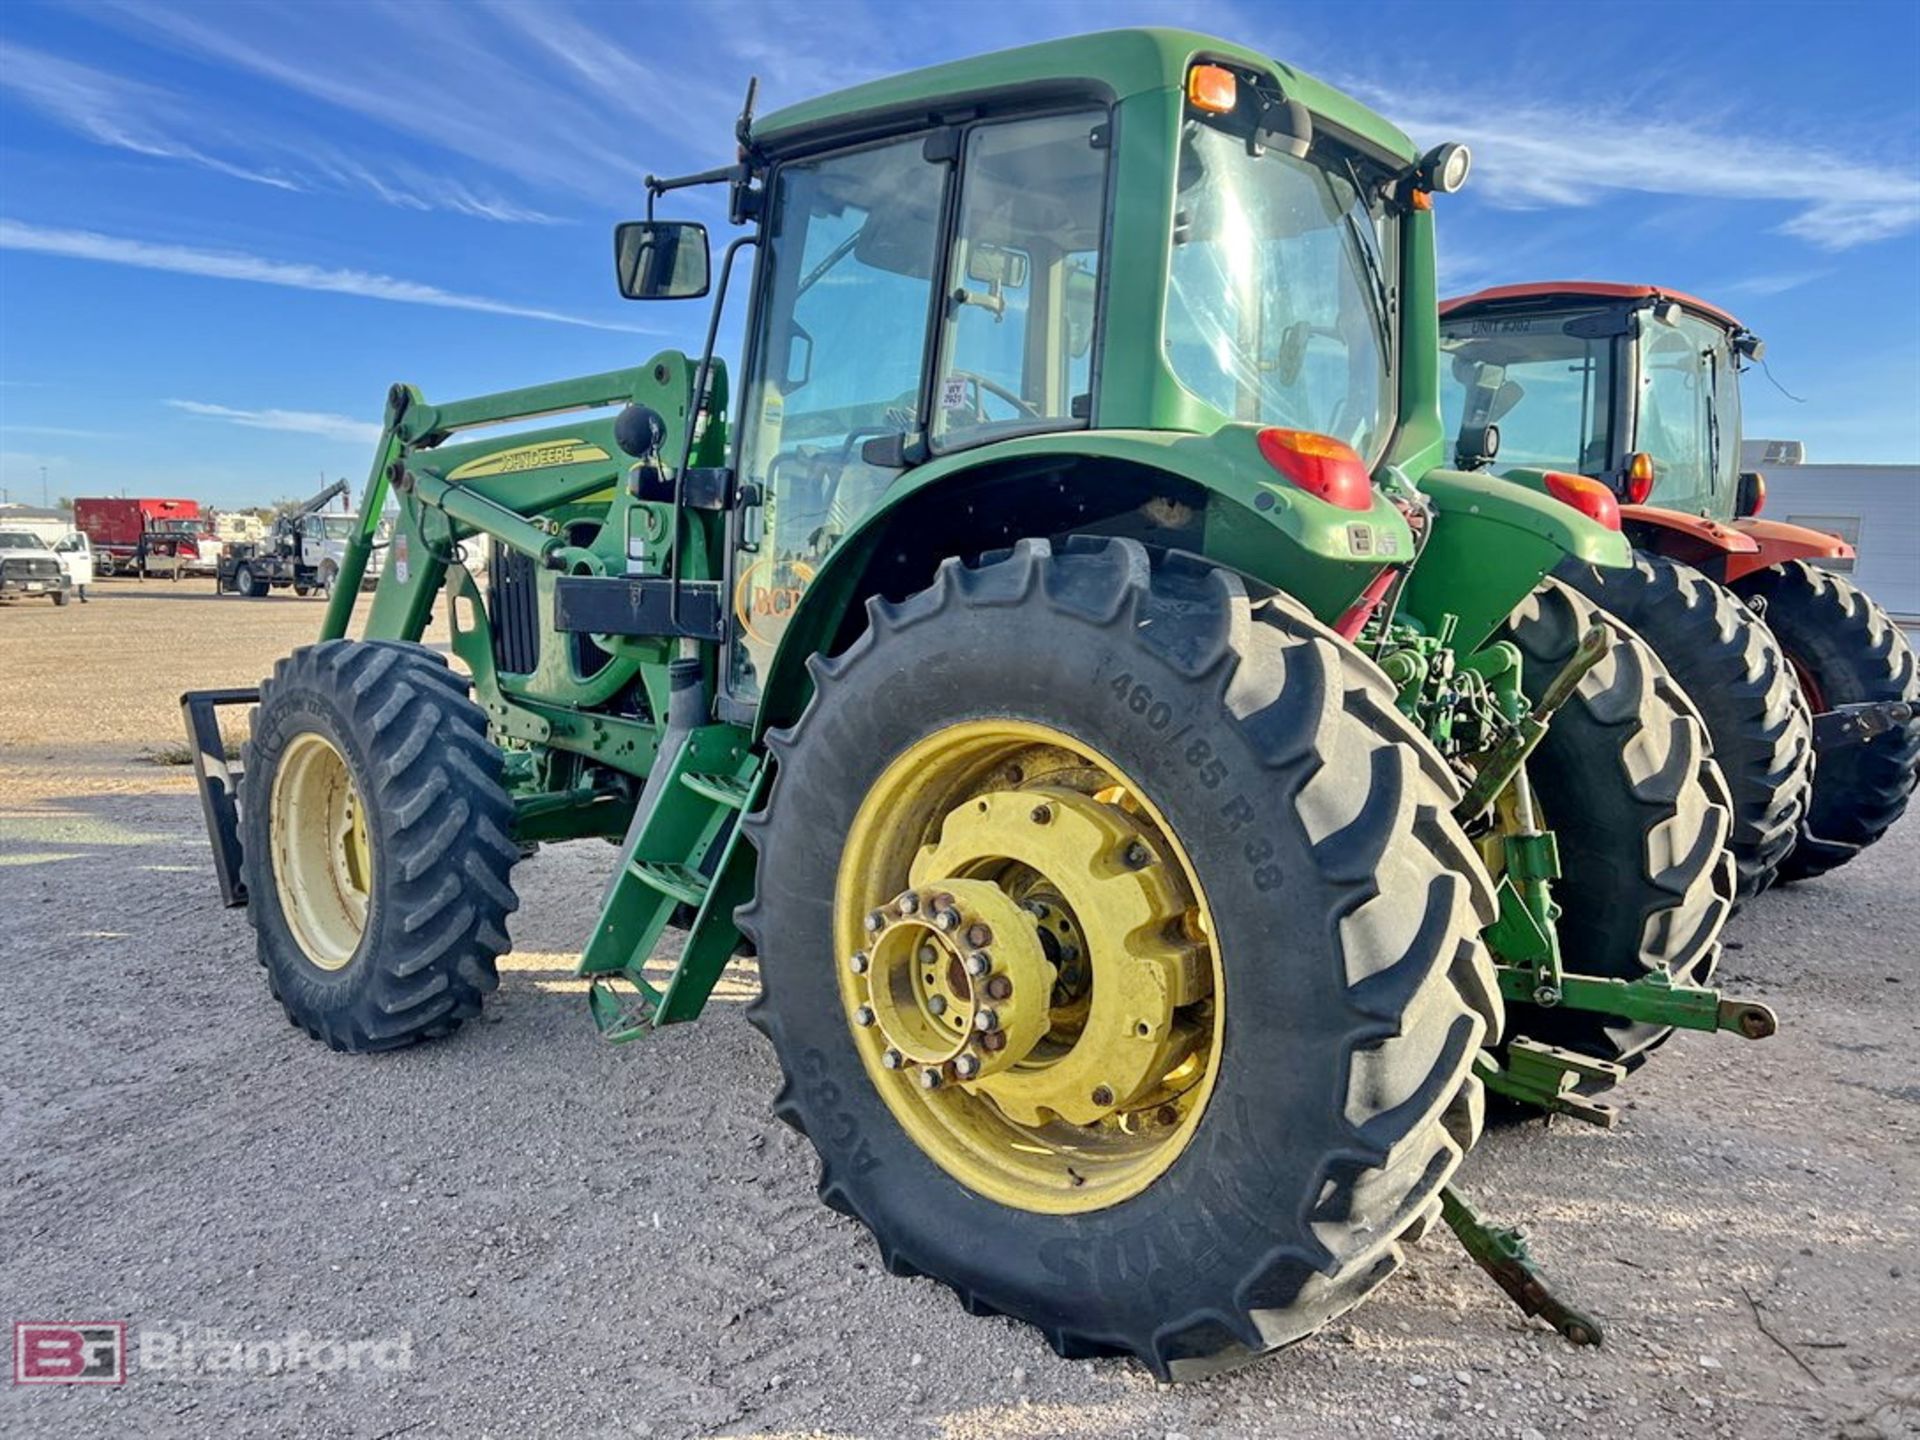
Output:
[834, 721, 1224, 1212]
[270, 730, 372, 971]
[852, 878, 1056, 1086]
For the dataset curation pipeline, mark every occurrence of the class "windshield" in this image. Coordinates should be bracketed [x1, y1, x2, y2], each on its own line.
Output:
[1164, 117, 1396, 463]
[0, 531, 48, 549]
[1439, 310, 1615, 474]
[1636, 311, 1738, 514]
[315, 515, 359, 539]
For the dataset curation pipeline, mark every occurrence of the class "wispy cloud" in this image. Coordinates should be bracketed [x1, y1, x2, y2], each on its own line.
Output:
[0, 39, 301, 191]
[1363, 86, 1920, 251]
[0, 38, 558, 222]
[0, 219, 647, 333]
[0, 424, 112, 439]
[1721, 269, 1833, 299]
[166, 400, 381, 445]
[110, 3, 662, 199]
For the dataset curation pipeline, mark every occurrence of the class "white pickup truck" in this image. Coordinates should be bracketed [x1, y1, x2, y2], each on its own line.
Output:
[52, 531, 96, 598]
[0, 529, 74, 605]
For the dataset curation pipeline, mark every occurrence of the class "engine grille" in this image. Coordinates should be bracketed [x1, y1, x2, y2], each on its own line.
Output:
[3, 557, 60, 580]
[488, 540, 540, 676]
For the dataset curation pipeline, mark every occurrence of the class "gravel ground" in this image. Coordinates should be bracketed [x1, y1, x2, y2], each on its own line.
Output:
[3, 583, 1916, 1439]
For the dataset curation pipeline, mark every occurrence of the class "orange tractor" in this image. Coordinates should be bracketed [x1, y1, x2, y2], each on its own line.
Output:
[1441, 281, 1917, 893]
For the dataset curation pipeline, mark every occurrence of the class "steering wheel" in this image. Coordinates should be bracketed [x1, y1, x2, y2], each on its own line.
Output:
[948, 369, 1042, 423]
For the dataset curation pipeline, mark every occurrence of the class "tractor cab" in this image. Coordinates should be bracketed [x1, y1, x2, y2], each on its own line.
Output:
[1438, 282, 1761, 521]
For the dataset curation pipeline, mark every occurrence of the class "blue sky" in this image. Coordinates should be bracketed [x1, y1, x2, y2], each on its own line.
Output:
[1, 0, 1916, 507]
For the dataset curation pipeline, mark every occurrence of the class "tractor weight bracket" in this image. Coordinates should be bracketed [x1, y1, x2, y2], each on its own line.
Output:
[1442, 1185, 1604, 1348]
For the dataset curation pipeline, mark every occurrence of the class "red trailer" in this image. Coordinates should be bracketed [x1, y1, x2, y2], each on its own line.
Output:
[74, 497, 211, 577]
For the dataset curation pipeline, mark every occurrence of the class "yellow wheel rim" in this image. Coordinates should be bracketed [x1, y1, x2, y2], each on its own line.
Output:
[270, 730, 373, 972]
[835, 720, 1223, 1214]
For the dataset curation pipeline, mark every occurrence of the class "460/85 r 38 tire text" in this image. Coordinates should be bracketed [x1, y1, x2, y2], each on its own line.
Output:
[741, 538, 1501, 1378]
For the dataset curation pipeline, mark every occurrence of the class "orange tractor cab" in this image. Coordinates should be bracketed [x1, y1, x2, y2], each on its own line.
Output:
[1441, 281, 1917, 889]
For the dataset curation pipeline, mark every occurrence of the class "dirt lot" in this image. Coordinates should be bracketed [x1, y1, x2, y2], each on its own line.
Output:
[2, 583, 1915, 1439]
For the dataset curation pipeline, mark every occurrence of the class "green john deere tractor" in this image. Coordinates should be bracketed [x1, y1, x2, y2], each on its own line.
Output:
[185, 31, 1771, 1377]
[1441, 282, 1919, 895]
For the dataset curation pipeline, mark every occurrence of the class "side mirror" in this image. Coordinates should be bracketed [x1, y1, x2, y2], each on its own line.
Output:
[1736, 471, 1767, 518]
[613, 221, 710, 300]
[965, 244, 1029, 290]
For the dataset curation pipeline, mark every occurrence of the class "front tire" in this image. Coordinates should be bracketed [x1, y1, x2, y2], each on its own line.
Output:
[1732, 560, 1920, 880]
[742, 538, 1500, 1377]
[242, 640, 519, 1051]
[1557, 551, 1811, 903]
[1500, 579, 1735, 1069]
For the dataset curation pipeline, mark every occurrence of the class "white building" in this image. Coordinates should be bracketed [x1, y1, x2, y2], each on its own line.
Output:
[1740, 440, 1919, 625]
[0, 502, 74, 546]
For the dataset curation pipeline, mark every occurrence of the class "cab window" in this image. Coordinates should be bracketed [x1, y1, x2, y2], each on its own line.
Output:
[931, 111, 1107, 449]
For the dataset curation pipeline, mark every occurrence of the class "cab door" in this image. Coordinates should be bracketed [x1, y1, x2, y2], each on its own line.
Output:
[725, 136, 949, 701]
[723, 112, 1110, 704]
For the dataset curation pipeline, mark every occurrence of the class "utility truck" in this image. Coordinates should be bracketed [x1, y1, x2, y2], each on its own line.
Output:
[217, 480, 384, 597]
[185, 32, 1771, 1375]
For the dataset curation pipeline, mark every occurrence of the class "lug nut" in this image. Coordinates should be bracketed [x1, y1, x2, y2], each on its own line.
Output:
[897, 892, 920, 915]
[848, 951, 870, 975]
[985, 975, 1013, 1001]
[953, 1054, 981, 1080]
[965, 922, 993, 948]
[1021, 899, 1051, 921]
[980, 1030, 1007, 1053]
[1091, 1085, 1115, 1107]
[1123, 842, 1152, 869]
[919, 1067, 943, 1090]
[965, 951, 992, 977]
[1030, 803, 1053, 825]
[974, 1008, 1000, 1033]
[932, 909, 961, 933]
[918, 943, 938, 965]
[865, 910, 888, 934]
[926, 995, 947, 1017]
[853, 1005, 876, 1027]
[881, 1048, 905, 1070]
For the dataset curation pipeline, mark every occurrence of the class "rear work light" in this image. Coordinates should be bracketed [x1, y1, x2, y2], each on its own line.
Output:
[1542, 471, 1622, 532]
[1624, 451, 1655, 505]
[1256, 428, 1374, 511]
[1186, 64, 1238, 115]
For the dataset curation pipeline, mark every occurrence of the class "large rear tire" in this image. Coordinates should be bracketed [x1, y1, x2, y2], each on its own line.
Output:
[742, 538, 1500, 1378]
[1556, 551, 1811, 903]
[1732, 560, 1920, 880]
[1499, 579, 1735, 1069]
[241, 640, 519, 1051]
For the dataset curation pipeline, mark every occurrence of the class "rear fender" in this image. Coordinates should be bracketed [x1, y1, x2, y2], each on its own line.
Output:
[1619, 504, 1758, 581]
[750, 426, 1414, 734]
[1399, 468, 1631, 654]
[1723, 517, 1856, 584]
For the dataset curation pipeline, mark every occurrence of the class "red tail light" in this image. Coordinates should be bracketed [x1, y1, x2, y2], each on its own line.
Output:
[1256, 428, 1373, 511]
[1542, 471, 1622, 531]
